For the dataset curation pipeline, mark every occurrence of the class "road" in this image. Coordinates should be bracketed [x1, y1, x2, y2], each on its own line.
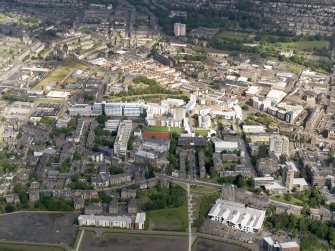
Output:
[74, 230, 84, 251]
[156, 173, 222, 189]
[78, 227, 255, 250]
[187, 183, 192, 251]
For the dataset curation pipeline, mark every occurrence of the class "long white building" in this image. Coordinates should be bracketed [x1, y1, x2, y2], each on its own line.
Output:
[208, 199, 266, 233]
[78, 212, 146, 230]
[68, 102, 143, 117]
[114, 120, 132, 156]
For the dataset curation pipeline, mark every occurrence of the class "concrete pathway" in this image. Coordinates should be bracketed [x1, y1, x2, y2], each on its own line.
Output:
[74, 230, 84, 251]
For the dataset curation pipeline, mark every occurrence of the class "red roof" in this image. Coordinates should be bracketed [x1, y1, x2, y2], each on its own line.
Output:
[143, 132, 171, 140]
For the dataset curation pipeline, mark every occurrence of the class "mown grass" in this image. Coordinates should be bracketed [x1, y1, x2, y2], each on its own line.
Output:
[33, 59, 87, 91]
[147, 206, 188, 231]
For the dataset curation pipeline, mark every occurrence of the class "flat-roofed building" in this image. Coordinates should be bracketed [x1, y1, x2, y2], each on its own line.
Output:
[253, 177, 275, 187]
[105, 103, 123, 116]
[123, 103, 143, 117]
[78, 215, 134, 229]
[114, 120, 132, 156]
[263, 237, 300, 251]
[105, 120, 120, 132]
[269, 135, 289, 158]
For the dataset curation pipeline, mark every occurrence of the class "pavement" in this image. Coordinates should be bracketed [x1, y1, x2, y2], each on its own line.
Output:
[74, 230, 84, 251]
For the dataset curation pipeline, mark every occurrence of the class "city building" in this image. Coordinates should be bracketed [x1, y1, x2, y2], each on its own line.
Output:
[269, 135, 289, 158]
[128, 198, 137, 214]
[109, 198, 118, 214]
[78, 214, 137, 229]
[174, 23, 186, 37]
[208, 199, 266, 233]
[135, 212, 146, 230]
[114, 120, 132, 156]
[263, 237, 300, 251]
[282, 164, 295, 191]
[84, 203, 103, 215]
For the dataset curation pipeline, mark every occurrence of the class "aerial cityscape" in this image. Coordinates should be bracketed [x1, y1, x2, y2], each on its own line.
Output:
[0, 0, 334, 250]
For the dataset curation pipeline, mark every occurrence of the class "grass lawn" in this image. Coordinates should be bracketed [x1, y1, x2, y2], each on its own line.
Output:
[274, 40, 329, 51]
[0, 243, 66, 251]
[190, 186, 219, 194]
[271, 194, 304, 207]
[197, 177, 219, 184]
[147, 206, 188, 231]
[263, 40, 329, 55]
[35, 98, 66, 104]
[33, 59, 87, 91]
[144, 126, 182, 134]
[285, 64, 301, 75]
[195, 129, 209, 137]
[215, 31, 251, 41]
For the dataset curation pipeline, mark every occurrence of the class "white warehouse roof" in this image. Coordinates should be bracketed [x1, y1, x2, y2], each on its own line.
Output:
[208, 199, 266, 233]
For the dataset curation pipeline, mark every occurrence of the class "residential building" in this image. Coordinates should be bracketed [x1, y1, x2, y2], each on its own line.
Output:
[114, 120, 132, 156]
[128, 198, 137, 214]
[178, 137, 207, 148]
[174, 23, 186, 37]
[198, 115, 212, 129]
[282, 164, 295, 191]
[110, 173, 132, 185]
[78, 215, 134, 229]
[29, 190, 40, 203]
[212, 138, 239, 153]
[109, 198, 118, 214]
[135, 212, 146, 230]
[121, 188, 136, 199]
[269, 135, 289, 158]
[74, 197, 84, 210]
[85, 203, 103, 215]
[256, 158, 278, 176]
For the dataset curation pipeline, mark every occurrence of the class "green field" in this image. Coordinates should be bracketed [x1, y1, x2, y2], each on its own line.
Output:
[284, 64, 301, 75]
[144, 126, 182, 134]
[195, 130, 209, 137]
[33, 59, 87, 91]
[147, 206, 188, 231]
[35, 98, 66, 104]
[215, 31, 251, 41]
[0, 243, 66, 251]
[273, 40, 329, 51]
[271, 194, 304, 207]
[190, 186, 219, 194]
[262, 40, 329, 55]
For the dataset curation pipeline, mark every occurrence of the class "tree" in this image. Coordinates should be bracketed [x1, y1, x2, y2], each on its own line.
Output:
[284, 193, 292, 201]
[235, 175, 245, 188]
[309, 221, 329, 239]
[300, 233, 321, 251]
[329, 228, 335, 248]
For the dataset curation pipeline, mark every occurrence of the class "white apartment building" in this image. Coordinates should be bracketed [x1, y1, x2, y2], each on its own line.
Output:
[114, 120, 132, 156]
[161, 98, 185, 108]
[198, 115, 212, 129]
[269, 135, 289, 157]
[174, 23, 186, 37]
[146, 103, 170, 119]
[78, 215, 133, 229]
